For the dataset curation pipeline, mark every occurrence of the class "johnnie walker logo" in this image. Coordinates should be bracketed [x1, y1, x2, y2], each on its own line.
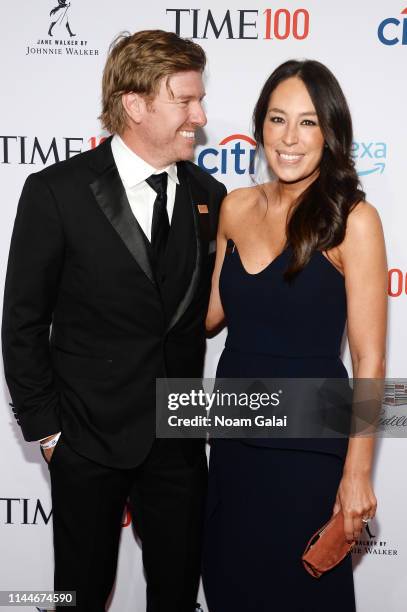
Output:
[25, 1, 99, 57]
[351, 522, 400, 559]
[48, 1, 76, 38]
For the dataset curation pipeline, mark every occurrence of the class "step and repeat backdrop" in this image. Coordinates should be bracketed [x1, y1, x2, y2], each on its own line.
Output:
[0, 1, 406, 610]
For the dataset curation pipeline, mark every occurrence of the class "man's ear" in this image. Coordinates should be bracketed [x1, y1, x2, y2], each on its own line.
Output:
[121, 92, 146, 124]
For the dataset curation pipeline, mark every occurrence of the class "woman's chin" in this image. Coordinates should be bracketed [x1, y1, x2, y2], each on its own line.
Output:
[271, 165, 320, 185]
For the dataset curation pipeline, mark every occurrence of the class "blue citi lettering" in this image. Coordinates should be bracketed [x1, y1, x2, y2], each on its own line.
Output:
[198, 135, 256, 175]
[378, 8, 407, 45]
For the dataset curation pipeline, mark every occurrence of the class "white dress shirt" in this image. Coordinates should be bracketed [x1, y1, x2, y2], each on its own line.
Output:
[39, 135, 180, 444]
[111, 134, 179, 241]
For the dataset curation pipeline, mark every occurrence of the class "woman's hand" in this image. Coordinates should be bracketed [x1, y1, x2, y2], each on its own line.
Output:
[332, 471, 377, 543]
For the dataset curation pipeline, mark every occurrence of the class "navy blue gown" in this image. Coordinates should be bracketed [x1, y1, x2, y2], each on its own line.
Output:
[202, 245, 356, 612]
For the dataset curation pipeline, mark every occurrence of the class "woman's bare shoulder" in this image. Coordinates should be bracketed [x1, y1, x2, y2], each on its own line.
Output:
[345, 201, 383, 242]
[220, 185, 264, 218]
[336, 200, 386, 271]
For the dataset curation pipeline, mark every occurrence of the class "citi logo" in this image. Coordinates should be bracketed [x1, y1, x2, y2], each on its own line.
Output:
[198, 134, 256, 175]
[351, 141, 386, 177]
[378, 7, 407, 45]
[167, 8, 310, 40]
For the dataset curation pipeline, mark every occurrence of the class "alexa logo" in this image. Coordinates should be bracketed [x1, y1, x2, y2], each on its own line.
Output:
[197, 134, 256, 176]
[351, 141, 387, 177]
[378, 7, 407, 45]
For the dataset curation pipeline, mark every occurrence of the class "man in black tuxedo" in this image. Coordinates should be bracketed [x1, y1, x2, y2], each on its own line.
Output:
[2, 30, 226, 611]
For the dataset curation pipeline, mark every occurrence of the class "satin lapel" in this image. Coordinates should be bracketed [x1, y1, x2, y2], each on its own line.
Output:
[90, 164, 156, 286]
[166, 162, 207, 332]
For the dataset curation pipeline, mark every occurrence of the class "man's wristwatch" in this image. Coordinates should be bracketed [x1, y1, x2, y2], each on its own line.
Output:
[40, 432, 62, 450]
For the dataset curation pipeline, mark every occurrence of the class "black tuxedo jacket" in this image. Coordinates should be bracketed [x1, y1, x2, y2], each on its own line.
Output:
[2, 137, 226, 468]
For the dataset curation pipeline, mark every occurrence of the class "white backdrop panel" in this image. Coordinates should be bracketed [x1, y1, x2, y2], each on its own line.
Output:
[0, 1, 406, 611]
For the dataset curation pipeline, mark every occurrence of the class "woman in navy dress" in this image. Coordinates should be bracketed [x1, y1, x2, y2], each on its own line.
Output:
[202, 60, 387, 611]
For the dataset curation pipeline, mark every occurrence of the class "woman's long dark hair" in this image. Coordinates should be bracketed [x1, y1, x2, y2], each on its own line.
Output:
[253, 59, 365, 278]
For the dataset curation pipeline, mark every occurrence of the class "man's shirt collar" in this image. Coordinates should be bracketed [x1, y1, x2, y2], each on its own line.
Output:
[111, 134, 179, 189]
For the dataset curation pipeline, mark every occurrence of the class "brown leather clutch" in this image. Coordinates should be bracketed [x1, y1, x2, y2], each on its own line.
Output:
[302, 510, 355, 578]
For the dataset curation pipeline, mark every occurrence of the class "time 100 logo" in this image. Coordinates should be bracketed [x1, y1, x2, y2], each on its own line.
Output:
[167, 8, 310, 40]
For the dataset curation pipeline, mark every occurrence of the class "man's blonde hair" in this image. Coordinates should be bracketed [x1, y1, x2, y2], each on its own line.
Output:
[100, 30, 206, 134]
